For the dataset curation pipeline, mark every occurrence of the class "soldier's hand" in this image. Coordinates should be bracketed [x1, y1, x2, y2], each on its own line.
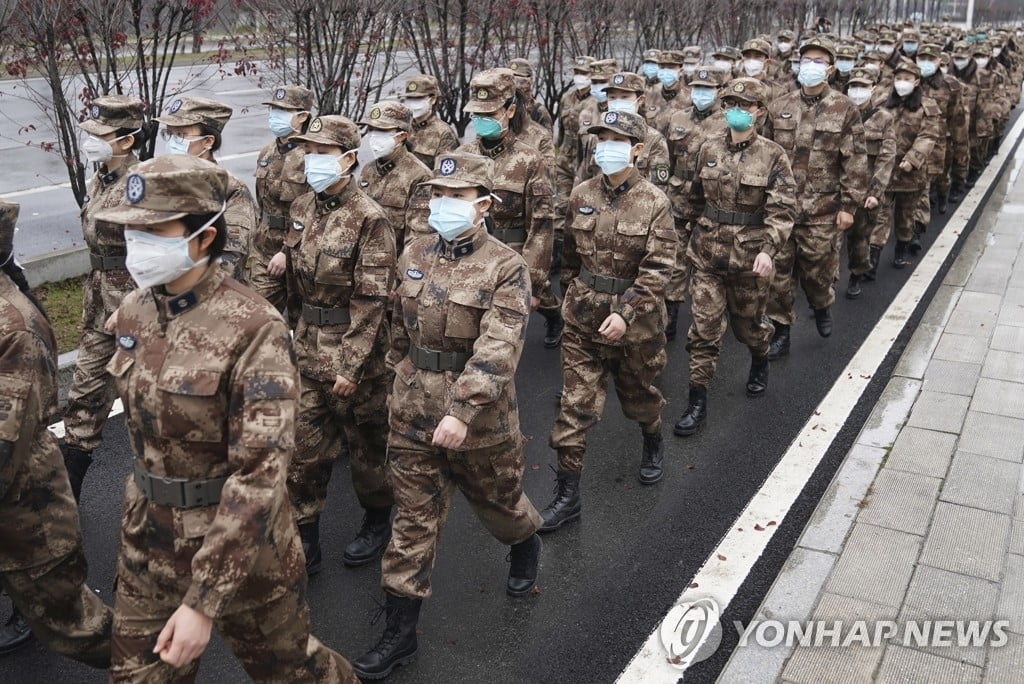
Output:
[333, 374, 357, 397]
[103, 310, 119, 334]
[864, 196, 879, 210]
[899, 160, 913, 173]
[836, 211, 855, 232]
[432, 415, 468, 449]
[154, 604, 213, 668]
[753, 252, 774, 278]
[268, 251, 287, 277]
[531, 296, 540, 311]
[598, 313, 627, 341]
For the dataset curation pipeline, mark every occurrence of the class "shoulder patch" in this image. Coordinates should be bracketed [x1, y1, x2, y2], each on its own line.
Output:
[779, 112, 793, 119]
[292, 221, 304, 232]
[259, 159, 269, 167]
[359, 180, 370, 187]
[406, 268, 424, 280]
[654, 164, 669, 183]
[706, 160, 717, 167]
[118, 335, 136, 350]
[578, 206, 595, 215]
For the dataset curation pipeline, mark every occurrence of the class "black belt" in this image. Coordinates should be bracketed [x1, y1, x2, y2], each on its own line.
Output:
[703, 206, 765, 226]
[492, 227, 528, 244]
[578, 266, 634, 295]
[134, 461, 227, 509]
[409, 344, 470, 372]
[90, 253, 126, 271]
[264, 214, 288, 230]
[302, 303, 351, 326]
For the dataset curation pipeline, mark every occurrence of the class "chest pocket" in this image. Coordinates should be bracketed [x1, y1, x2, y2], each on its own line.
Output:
[570, 213, 597, 256]
[772, 116, 798, 150]
[0, 375, 30, 445]
[396, 278, 424, 332]
[613, 220, 649, 265]
[156, 366, 226, 443]
[811, 120, 844, 153]
[314, 247, 355, 287]
[738, 173, 769, 207]
[864, 130, 884, 157]
[444, 287, 491, 340]
[491, 186, 526, 221]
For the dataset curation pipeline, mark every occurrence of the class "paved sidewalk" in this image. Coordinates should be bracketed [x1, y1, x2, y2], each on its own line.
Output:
[720, 146, 1024, 682]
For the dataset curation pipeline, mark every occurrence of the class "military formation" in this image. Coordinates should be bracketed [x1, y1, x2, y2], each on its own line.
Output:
[0, 16, 1021, 683]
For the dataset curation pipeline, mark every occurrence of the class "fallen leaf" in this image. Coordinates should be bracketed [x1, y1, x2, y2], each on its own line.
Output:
[717, 554, 727, 561]
[689, 582, 699, 588]
[766, 520, 777, 526]
[754, 523, 765, 531]
[530, 585, 541, 595]
[737, 527, 744, 532]
[531, 464, 540, 471]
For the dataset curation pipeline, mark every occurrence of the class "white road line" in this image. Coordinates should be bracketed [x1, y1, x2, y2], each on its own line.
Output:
[616, 113, 1024, 683]
[215, 87, 266, 96]
[48, 399, 124, 440]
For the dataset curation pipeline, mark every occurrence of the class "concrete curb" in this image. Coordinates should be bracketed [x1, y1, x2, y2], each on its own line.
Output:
[24, 245, 89, 289]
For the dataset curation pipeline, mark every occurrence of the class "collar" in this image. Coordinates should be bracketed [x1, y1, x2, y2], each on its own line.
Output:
[663, 87, 678, 100]
[375, 155, 397, 175]
[479, 137, 509, 158]
[98, 154, 137, 188]
[276, 138, 299, 154]
[436, 226, 487, 260]
[316, 180, 355, 212]
[576, 89, 590, 102]
[727, 133, 757, 152]
[800, 86, 829, 105]
[692, 106, 714, 121]
[601, 168, 641, 197]
[153, 265, 225, 320]
[414, 116, 431, 130]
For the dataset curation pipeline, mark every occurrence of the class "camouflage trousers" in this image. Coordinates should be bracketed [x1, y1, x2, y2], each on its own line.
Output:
[111, 485, 356, 683]
[767, 223, 838, 326]
[63, 326, 119, 452]
[687, 268, 773, 389]
[287, 373, 392, 523]
[549, 328, 667, 472]
[970, 137, 992, 175]
[846, 205, 879, 276]
[665, 219, 693, 302]
[873, 188, 924, 247]
[381, 432, 542, 600]
[246, 253, 288, 315]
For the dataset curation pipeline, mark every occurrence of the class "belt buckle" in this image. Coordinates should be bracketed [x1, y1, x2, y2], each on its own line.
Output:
[596, 274, 612, 292]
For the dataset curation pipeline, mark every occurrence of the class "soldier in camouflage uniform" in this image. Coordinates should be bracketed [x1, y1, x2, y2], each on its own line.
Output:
[399, 75, 460, 170]
[681, 46, 703, 84]
[916, 43, 969, 218]
[646, 50, 692, 137]
[772, 30, 797, 80]
[509, 57, 554, 128]
[61, 96, 147, 502]
[95, 156, 356, 682]
[741, 39, 787, 103]
[557, 56, 596, 148]
[673, 79, 796, 436]
[0, 201, 112, 665]
[542, 111, 678, 532]
[641, 48, 662, 89]
[831, 43, 858, 91]
[951, 42, 1000, 187]
[155, 96, 255, 283]
[358, 101, 432, 249]
[843, 68, 897, 295]
[764, 37, 868, 358]
[352, 152, 542, 680]
[251, 85, 314, 315]
[458, 69, 562, 348]
[284, 116, 397, 574]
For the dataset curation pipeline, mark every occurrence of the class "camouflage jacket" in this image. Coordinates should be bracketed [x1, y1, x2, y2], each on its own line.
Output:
[884, 94, 943, 193]
[254, 138, 307, 259]
[357, 148, 432, 249]
[518, 119, 556, 175]
[666, 104, 725, 222]
[285, 181, 396, 383]
[573, 115, 671, 189]
[221, 170, 257, 282]
[686, 132, 796, 271]
[457, 135, 554, 299]
[557, 87, 594, 148]
[766, 86, 869, 225]
[107, 265, 303, 618]
[645, 83, 692, 137]
[857, 103, 898, 200]
[527, 98, 554, 129]
[562, 168, 677, 344]
[388, 229, 530, 450]
[954, 62, 1000, 138]
[408, 115, 460, 170]
[921, 73, 970, 178]
[0, 275, 81, 570]
[80, 153, 139, 331]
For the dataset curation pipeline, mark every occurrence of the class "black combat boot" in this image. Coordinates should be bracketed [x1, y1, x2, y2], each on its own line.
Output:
[538, 469, 581, 533]
[298, 520, 322, 576]
[846, 273, 863, 299]
[673, 385, 707, 437]
[343, 506, 393, 567]
[506, 533, 542, 596]
[540, 308, 564, 348]
[352, 594, 422, 680]
[893, 240, 910, 269]
[746, 355, 769, 397]
[909, 222, 925, 255]
[0, 608, 32, 654]
[60, 444, 93, 504]
[864, 245, 881, 281]
[638, 428, 664, 484]
[948, 182, 965, 204]
[665, 300, 681, 341]
[937, 192, 948, 214]
[929, 183, 940, 210]
[767, 324, 790, 360]
[966, 169, 980, 187]
[813, 307, 832, 338]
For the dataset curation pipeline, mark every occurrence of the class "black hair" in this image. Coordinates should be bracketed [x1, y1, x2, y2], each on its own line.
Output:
[1, 259, 48, 322]
[197, 123, 223, 152]
[183, 212, 228, 261]
[115, 125, 149, 155]
[507, 91, 527, 135]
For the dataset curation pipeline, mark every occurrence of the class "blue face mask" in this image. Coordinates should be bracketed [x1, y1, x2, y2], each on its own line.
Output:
[606, 99, 637, 114]
[304, 153, 347, 193]
[691, 87, 716, 111]
[427, 196, 486, 241]
[903, 42, 918, 55]
[724, 107, 754, 132]
[657, 68, 679, 88]
[642, 62, 659, 78]
[798, 61, 828, 87]
[591, 83, 608, 103]
[472, 115, 504, 139]
[917, 60, 937, 78]
[836, 59, 855, 74]
[268, 109, 296, 138]
[593, 140, 634, 176]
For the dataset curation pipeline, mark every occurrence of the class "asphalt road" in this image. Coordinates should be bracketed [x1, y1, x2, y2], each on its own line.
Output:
[2, 114, 1020, 684]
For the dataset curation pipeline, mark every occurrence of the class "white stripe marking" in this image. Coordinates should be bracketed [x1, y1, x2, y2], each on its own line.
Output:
[215, 87, 266, 96]
[616, 112, 1024, 682]
[48, 399, 124, 440]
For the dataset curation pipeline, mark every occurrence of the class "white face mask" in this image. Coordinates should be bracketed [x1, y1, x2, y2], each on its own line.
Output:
[994, 47, 1003, 57]
[682, 63, 698, 76]
[743, 59, 765, 76]
[894, 80, 916, 97]
[124, 212, 222, 289]
[404, 97, 432, 119]
[82, 131, 136, 165]
[847, 86, 873, 106]
[366, 130, 398, 159]
[713, 59, 733, 72]
[878, 44, 895, 56]
[976, 57, 990, 69]
[606, 99, 638, 114]
[953, 58, 971, 70]
[573, 74, 592, 90]
[777, 42, 792, 53]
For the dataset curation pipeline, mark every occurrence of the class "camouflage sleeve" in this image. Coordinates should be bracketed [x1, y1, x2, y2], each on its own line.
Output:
[870, 121, 898, 200]
[647, 136, 671, 187]
[554, 139, 577, 213]
[0, 328, 54, 497]
[184, 319, 298, 618]
[387, 250, 411, 375]
[220, 183, 257, 281]
[762, 149, 796, 258]
[839, 107, 869, 217]
[903, 100, 941, 170]
[560, 187, 583, 294]
[685, 142, 709, 223]
[523, 158, 554, 299]
[338, 214, 396, 383]
[949, 89, 970, 181]
[439, 123, 460, 156]
[404, 177, 432, 240]
[446, 257, 531, 426]
[613, 193, 678, 326]
[537, 103, 554, 129]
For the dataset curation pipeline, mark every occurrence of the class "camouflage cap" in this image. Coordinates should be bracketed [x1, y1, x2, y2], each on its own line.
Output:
[156, 96, 233, 133]
[572, 55, 596, 72]
[902, 29, 921, 42]
[972, 41, 992, 56]
[713, 46, 742, 61]
[877, 31, 899, 44]
[952, 41, 971, 56]
[360, 101, 413, 133]
[93, 156, 228, 226]
[0, 200, 19, 258]
[262, 84, 314, 111]
[291, 115, 361, 149]
[862, 49, 886, 62]
[587, 109, 646, 142]
[690, 65, 728, 87]
[404, 74, 440, 97]
[657, 50, 685, 66]
[777, 30, 796, 42]
[508, 57, 534, 78]
[917, 43, 943, 59]
[421, 151, 494, 192]
[606, 72, 646, 94]
[893, 59, 922, 78]
[464, 68, 516, 113]
[682, 45, 703, 59]
[589, 59, 620, 79]
[643, 48, 661, 62]
[847, 67, 878, 85]
[835, 44, 858, 60]
[799, 36, 837, 61]
[721, 77, 768, 105]
[742, 39, 772, 57]
[79, 95, 146, 136]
